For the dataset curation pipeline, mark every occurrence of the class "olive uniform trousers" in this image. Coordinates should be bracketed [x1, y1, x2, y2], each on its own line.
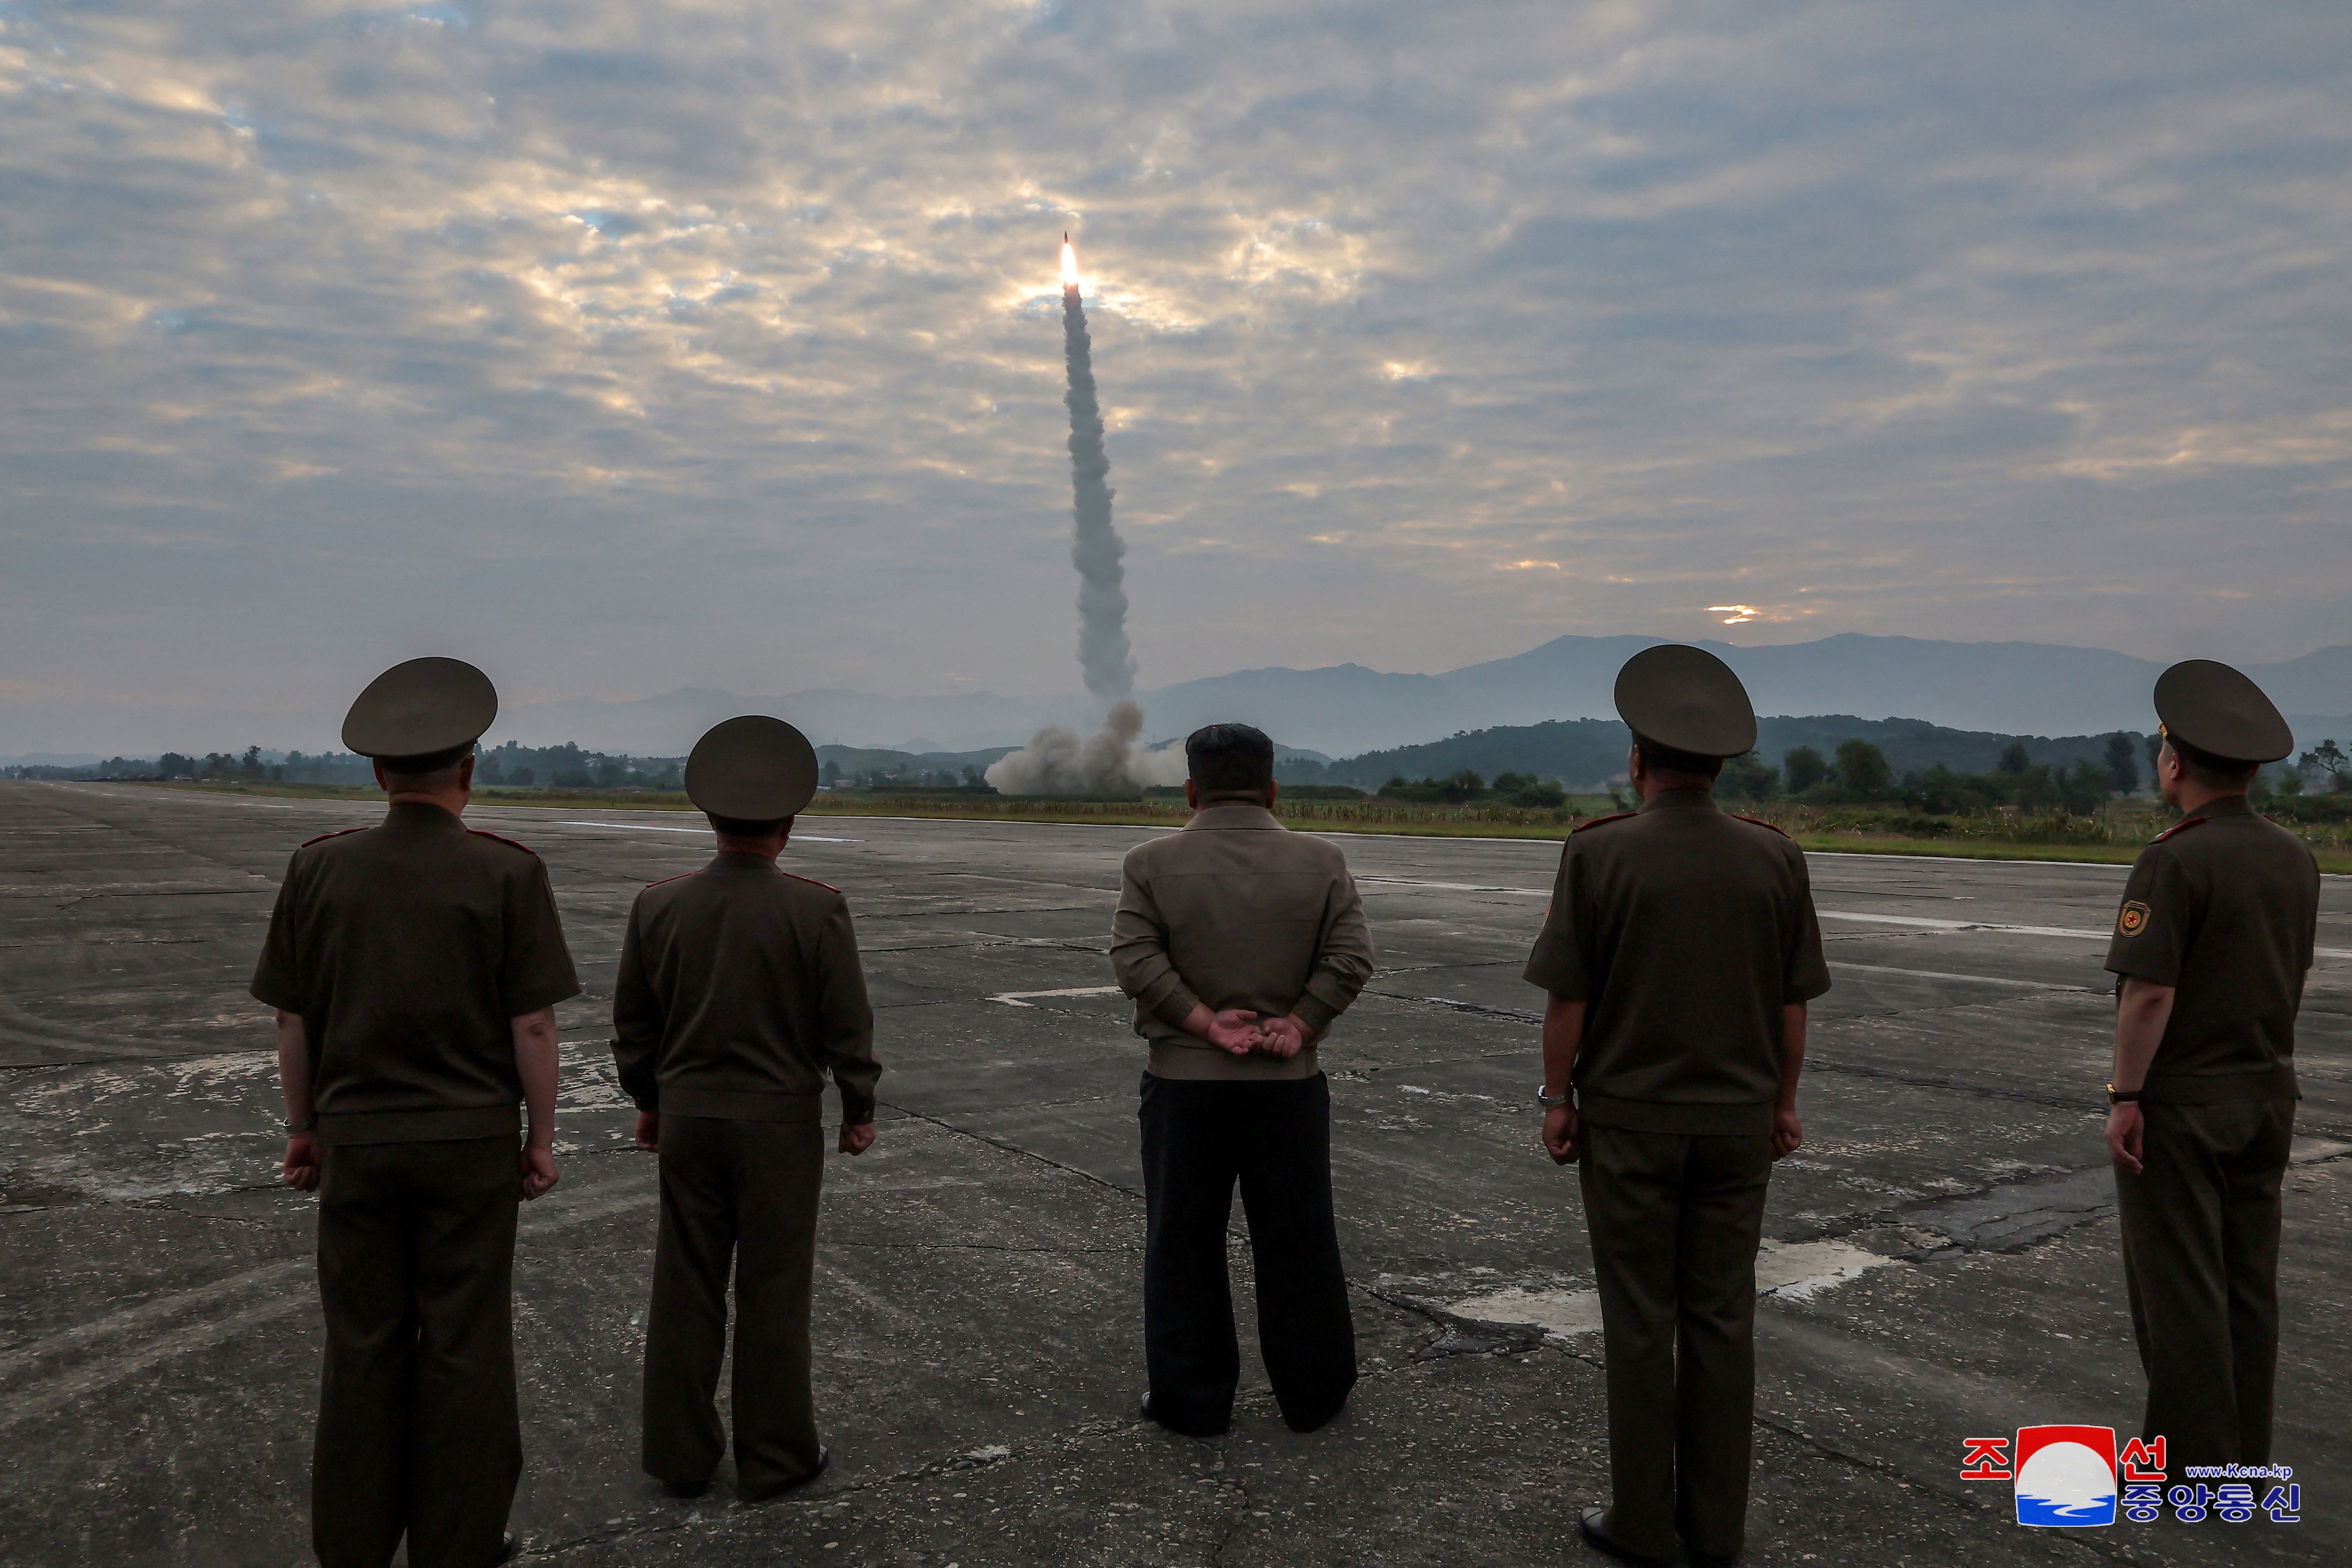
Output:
[1579, 1123, 1774, 1563]
[313, 1136, 521, 1568]
[2114, 1098, 2294, 1468]
[642, 1114, 826, 1498]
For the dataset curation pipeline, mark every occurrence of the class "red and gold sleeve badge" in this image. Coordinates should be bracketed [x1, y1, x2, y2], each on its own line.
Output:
[2116, 900, 2151, 937]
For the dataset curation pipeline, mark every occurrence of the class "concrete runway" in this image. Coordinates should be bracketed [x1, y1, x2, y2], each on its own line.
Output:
[2, 779, 2346, 1567]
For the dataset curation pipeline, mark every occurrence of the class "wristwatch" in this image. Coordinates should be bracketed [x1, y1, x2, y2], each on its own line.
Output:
[1536, 1083, 1572, 1110]
[2106, 1084, 2141, 1106]
[285, 1114, 317, 1135]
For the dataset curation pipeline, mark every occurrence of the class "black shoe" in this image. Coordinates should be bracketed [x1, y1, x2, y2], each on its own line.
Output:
[1280, 1398, 1347, 1434]
[1139, 1393, 1228, 1439]
[1688, 1552, 1740, 1568]
[660, 1477, 709, 1500]
[741, 1447, 831, 1504]
[1577, 1509, 1666, 1567]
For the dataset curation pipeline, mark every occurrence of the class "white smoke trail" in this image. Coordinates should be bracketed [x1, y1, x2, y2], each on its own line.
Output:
[988, 250, 1183, 795]
[1061, 266, 1134, 702]
[984, 700, 1188, 796]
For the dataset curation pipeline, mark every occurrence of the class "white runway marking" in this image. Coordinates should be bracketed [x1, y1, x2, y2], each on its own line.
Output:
[1820, 908, 2352, 959]
[988, 986, 1126, 1007]
[1353, 876, 2352, 959]
[1818, 910, 2110, 939]
[555, 820, 862, 843]
[1830, 962, 2100, 991]
[1356, 876, 1547, 896]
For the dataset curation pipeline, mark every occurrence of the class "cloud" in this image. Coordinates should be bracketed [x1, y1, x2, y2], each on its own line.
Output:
[1, 0, 2348, 751]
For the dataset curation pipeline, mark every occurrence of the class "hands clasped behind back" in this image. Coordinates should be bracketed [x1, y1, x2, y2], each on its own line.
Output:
[1184, 1002, 1312, 1059]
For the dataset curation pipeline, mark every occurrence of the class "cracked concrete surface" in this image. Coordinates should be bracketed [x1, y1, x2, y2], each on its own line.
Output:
[1, 780, 2347, 1566]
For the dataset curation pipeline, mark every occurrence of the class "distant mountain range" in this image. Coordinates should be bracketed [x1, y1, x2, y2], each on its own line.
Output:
[494, 634, 2352, 759]
[825, 715, 2192, 794]
[1306, 716, 2151, 792]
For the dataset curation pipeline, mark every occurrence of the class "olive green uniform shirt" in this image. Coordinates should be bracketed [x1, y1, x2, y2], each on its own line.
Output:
[2104, 795, 2318, 1104]
[250, 801, 581, 1146]
[612, 852, 881, 1124]
[1522, 789, 1831, 1135]
[1111, 804, 1376, 1082]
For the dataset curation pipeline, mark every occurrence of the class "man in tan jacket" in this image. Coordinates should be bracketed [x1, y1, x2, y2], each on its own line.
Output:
[1111, 723, 1375, 1438]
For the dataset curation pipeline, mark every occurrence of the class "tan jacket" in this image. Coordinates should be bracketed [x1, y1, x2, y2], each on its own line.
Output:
[1111, 804, 1375, 1081]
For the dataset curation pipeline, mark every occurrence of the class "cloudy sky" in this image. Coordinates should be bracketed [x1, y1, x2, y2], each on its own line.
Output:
[4, 0, 2348, 753]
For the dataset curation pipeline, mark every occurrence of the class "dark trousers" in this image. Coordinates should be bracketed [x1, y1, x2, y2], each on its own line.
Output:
[1138, 1071, 1356, 1436]
[2115, 1098, 2294, 1469]
[643, 1114, 826, 1498]
[1579, 1123, 1774, 1561]
[313, 1137, 520, 1568]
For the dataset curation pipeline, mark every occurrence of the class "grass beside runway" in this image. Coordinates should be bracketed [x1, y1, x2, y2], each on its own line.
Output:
[119, 780, 2352, 873]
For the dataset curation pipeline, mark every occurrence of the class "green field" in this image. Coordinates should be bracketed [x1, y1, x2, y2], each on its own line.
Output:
[128, 780, 2352, 874]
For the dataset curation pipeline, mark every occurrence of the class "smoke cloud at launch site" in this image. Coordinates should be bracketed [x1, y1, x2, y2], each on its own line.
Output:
[987, 264, 1187, 796]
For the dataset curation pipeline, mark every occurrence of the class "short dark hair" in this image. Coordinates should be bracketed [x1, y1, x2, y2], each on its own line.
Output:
[1631, 733, 1724, 780]
[708, 814, 792, 839]
[2165, 736, 2258, 790]
[1185, 723, 1275, 796]
[379, 744, 473, 792]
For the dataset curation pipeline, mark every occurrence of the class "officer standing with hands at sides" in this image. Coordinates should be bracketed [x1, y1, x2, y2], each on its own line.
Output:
[612, 716, 882, 1503]
[2104, 661, 2317, 1472]
[253, 657, 580, 1568]
[1524, 646, 1830, 1568]
[1111, 723, 1376, 1440]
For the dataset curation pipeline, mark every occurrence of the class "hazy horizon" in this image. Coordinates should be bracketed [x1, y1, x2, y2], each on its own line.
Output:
[6, 3, 2348, 754]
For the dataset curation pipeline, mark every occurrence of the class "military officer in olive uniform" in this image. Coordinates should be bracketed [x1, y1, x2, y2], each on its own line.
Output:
[2105, 661, 2317, 1471]
[1523, 645, 1830, 1567]
[612, 716, 882, 1502]
[254, 658, 581, 1568]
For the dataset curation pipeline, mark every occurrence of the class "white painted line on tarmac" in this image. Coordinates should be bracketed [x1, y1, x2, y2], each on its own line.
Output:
[555, 820, 862, 843]
[988, 986, 1125, 1007]
[1821, 909, 2352, 959]
[1351, 881, 2352, 959]
[1830, 962, 2099, 991]
[1820, 910, 2110, 939]
[1356, 876, 1547, 896]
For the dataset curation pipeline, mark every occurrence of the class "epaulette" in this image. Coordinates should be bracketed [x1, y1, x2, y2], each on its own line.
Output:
[1732, 814, 1793, 838]
[782, 870, 842, 893]
[1570, 812, 1637, 835]
[642, 870, 698, 889]
[299, 827, 366, 849]
[466, 828, 539, 856]
[2148, 816, 2210, 845]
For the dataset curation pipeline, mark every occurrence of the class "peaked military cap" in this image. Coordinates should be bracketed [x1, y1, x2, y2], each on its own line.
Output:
[2154, 660, 2294, 764]
[1614, 644, 1758, 759]
[342, 657, 497, 764]
[686, 716, 820, 820]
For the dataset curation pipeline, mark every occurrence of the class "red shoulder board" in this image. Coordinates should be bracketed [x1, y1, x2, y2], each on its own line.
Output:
[2149, 815, 2209, 845]
[642, 870, 697, 889]
[782, 870, 842, 893]
[1732, 814, 1793, 838]
[466, 828, 539, 856]
[299, 827, 366, 848]
[1570, 812, 1637, 835]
